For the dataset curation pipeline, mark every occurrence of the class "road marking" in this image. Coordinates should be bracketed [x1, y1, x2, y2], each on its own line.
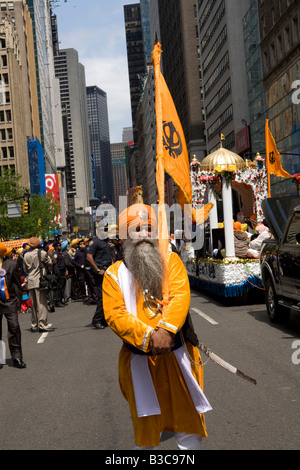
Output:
[191, 307, 219, 325]
[37, 333, 48, 344]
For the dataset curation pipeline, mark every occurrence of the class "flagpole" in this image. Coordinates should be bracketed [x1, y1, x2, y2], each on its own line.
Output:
[152, 43, 169, 310]
[265, 119, 271, 198]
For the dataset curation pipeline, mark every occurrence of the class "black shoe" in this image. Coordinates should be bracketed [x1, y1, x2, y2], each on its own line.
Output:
[55, 302, 65, 307]
[30, 328, 38, 332]
[13, 359, 26, 369]
[92, 322, 105, 329]
[39, 327, 55, 332]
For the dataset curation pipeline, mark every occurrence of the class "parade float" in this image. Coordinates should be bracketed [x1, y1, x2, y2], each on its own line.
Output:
[183, 142, 268, 300]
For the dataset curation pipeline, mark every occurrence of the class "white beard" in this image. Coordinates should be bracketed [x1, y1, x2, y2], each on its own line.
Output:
[122, 238, 165, 300]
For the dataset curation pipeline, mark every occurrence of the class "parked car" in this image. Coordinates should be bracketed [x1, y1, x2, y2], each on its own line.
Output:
[260, 196, 300, 323]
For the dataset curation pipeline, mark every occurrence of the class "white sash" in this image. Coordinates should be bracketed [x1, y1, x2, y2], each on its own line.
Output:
[118, 262, 212, 417]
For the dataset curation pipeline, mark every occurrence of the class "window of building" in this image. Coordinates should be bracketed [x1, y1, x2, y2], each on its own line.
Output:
[277, 34, 283, 59]
[284, 25, 290, 51]
[2, 147, 7, 159]
[8, 146, 13, 159]
[0, 129, 5, 141]
[292, 16, 298, 44]
[8, 2, 14, 10]
[0, 3, 6, 12]
[270, 43, 276, 67]
[0, 73, 8, 86]
[1, 55, 7, 67]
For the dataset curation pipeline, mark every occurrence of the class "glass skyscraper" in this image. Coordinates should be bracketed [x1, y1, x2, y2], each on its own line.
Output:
[86, 86, 114, 204]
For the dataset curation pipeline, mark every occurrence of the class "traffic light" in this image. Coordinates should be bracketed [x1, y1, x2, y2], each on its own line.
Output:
[22, 200, 29, 215]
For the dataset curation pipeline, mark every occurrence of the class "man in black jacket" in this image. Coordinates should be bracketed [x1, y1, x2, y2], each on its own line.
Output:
[86, 235, 112, 329]
[52, 242, 68, 307]
[0, 242, 26, 369]
[71, 240, 88, 302]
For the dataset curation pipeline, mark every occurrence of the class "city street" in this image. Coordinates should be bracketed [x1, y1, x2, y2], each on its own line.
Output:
[0, 287, 299, 451]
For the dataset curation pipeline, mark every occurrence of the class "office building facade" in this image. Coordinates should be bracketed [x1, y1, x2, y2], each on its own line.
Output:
[197, 0, 250, 154]
[258, 0, 300, 196]
[155, 0, 206, 160]
[124, 3, 147, 144]
[111, 142, 128, 212]
[86, 85, 114, 204]
[54, 48, 93, 212]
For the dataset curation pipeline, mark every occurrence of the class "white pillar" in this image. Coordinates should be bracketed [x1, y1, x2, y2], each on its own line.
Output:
[222, 176, 235, 257]
[208, 186, 218, 254]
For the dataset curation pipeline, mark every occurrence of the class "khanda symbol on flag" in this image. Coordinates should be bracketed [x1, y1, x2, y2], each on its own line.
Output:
[162, 121, 183, 159]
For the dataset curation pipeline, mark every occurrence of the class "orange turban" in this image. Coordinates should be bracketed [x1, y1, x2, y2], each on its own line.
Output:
[0, 242, 7, 257]
[233, 222, 242, 232]
[118, 204, 157, 236]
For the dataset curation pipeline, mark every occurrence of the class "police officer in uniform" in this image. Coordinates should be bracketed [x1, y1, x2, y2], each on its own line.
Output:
[86, 232, 112, 329]
[52, 242, 68, 307]
[71, 239, 88, 302]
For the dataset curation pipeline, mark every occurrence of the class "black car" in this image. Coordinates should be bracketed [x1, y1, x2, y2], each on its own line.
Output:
[260, 196, 300, 323]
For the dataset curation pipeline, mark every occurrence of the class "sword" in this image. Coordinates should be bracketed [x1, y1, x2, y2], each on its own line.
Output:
[197, 341, 257, 385]
[181, 313, 257, 385]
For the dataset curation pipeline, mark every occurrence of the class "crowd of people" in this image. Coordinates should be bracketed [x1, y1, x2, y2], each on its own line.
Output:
[0, 230, 123, 371]
[0, 206, 214, 449]
[1, 204, 270, 450]
[0, 216, 270, 371]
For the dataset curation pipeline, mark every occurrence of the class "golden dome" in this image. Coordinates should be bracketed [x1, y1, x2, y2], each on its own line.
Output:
[200, 147, 247, 171]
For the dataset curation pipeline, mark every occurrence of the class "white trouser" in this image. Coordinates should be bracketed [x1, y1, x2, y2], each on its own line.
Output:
[134, 433, 202, 450]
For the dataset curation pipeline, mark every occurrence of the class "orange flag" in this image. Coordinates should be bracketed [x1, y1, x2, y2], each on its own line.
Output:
[265, 119, 291, 196]
[152, 43, 213, 226]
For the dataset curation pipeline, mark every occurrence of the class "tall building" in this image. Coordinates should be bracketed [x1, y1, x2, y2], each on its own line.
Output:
[86, 85, 114, 204]
[135, 65, 158, 205]
[0, 17, 28, 183]
[197, 0, 250, 153]
[122, 126, 133, 143]
[140, 0, 152, 64]
[258, 0, 300, 196]
[124, 3, 147, 144]
[26, 0, 61, 174]
[54, 48, 93, 212]
[243, 0, 266, 158]
[155, 0, 206, 160]
[0, 1, 41, 189]
[110, 142, 128, 212]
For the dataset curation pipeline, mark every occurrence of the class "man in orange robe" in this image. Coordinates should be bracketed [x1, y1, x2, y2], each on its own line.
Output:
[102, 204, 212, 449]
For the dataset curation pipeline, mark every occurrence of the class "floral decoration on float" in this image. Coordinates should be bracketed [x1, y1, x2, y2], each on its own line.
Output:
[191, 157, 268, 219]
[187, 153, 268, 299]
[183, 254, 262, 298]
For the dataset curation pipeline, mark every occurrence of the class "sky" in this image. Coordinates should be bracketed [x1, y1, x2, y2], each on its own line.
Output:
[54, 0, 132, 143]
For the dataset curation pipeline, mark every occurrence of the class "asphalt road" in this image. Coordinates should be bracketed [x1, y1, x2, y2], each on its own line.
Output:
[0, 287, 299, 451]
